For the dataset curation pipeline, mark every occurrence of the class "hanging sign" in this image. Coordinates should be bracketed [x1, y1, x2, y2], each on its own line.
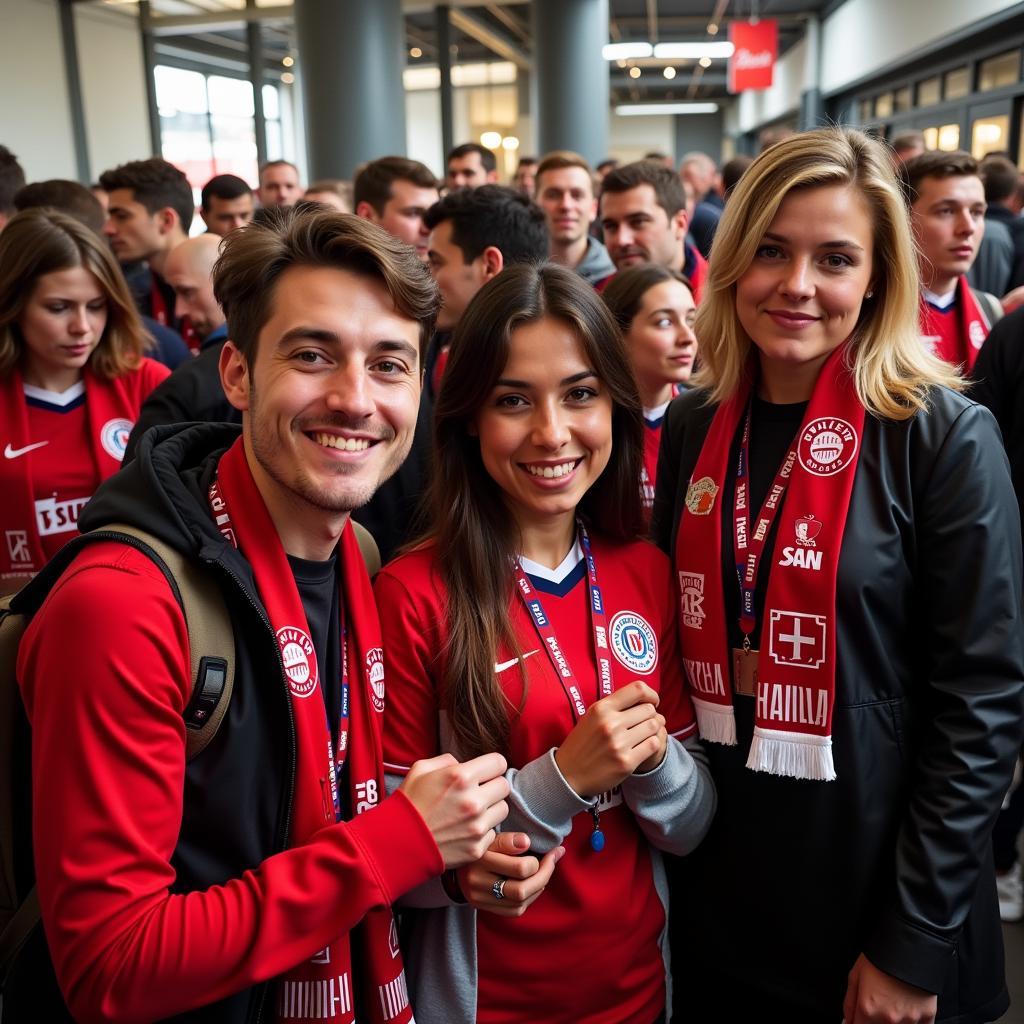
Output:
[728, 19, 778, 93]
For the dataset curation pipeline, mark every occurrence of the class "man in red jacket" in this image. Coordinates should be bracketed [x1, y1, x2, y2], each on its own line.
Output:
[15, 209, 515, 1024]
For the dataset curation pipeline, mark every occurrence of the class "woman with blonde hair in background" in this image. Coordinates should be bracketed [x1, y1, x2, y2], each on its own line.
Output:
[652, 127, 1024, 1023]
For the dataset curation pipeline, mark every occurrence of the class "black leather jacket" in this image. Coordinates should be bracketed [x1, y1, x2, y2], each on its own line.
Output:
[652, 385, 1024, 1022]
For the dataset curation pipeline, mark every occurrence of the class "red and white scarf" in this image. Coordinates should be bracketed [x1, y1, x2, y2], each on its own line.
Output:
[0, 367, 138, 585]
[918, 275, 992, 370]
[675, 344, 864, 781]
[213, 439, 411, 1024]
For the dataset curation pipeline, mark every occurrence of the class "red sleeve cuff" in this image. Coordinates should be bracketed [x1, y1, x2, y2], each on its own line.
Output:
[347, 789, 444, 902]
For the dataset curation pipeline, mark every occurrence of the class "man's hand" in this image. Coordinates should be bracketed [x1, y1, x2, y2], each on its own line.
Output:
[457, 832, 564, 918]
[554, 681, 665, 798]
[400, 753, 510, 868]
[843, 954, 938, 1024]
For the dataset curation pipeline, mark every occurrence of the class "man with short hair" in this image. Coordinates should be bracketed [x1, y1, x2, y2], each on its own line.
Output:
[446, 143, 498, 190]
[354, 156, 439, 260]
[981, 154, 1024, 290]
[679, 151, 721, 258]
[0, 144, 26, 230]
[99, 157, 199, 350]
[534, 150, 614, 285]
[15, 208, 512, 1023]
[512, 156, 538, 195]
[424, 184, 548, 335]
[890, 130, 926, 165]
[900, 150, 1003, 369]
[164, 234, 227, 344]
[305, 180, 352, 212]
[600, 160, 707, 299]
[200, 174, 254, 235]
[258, 159, 302, 207]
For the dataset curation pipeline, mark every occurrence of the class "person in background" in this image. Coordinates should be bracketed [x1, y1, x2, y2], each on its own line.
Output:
[889, 129, 926, 165]
[512, 156, 538, 196]
[600, 160, 707, 300]
[99, 157, 199, 352]
[596, 158, 619, 181]
[680, 151, 723, 258]
[980, 154, 1024, 291]
[199, 174, 254, 236]
[602, 265, 697, 520]
[305, 179, 353, 212]
[446, 143, 498, 190]
[13, 178, 190, 371]
[721, 155, 754, 201]
[0, 209, 169, 590]
[257, 159, 302, 207]
[899, 150, 1002, 369]
[653, 125, 1023, 1024]
[89, 183, 109, 214]
[354, 157, 439, 261]
[0, 144, 26, 231]
[376, 262, 714, 1024]
[535, 150, 614, 285]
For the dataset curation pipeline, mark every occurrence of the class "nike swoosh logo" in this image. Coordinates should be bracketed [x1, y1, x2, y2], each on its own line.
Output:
[494, 650, 539, 674]
[4, 441, 49, 459]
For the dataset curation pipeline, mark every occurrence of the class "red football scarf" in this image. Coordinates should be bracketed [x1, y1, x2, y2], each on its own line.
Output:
[0, 367, 138, 584]
[675, 344, 864, 781]
[918, 275, 991, 370]
[212, 439, 411, 1024]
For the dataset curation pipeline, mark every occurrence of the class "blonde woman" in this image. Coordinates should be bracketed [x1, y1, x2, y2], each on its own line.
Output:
[0, 209, 168, 589]
[651, 127, 1024, 1024]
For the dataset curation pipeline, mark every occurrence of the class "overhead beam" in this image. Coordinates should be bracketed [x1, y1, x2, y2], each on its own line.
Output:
[448, 7, 529, 70]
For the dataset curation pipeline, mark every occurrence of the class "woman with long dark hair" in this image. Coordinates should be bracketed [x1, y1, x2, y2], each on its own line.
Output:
[376, 262, 714, 1024]
[653, 127, 1024, 1023]
[602, 264, 697, 518]
[0, 209, 168, 590]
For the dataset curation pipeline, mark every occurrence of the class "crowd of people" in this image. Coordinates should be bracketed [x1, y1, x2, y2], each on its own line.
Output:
[1, 123, 1023, 1024]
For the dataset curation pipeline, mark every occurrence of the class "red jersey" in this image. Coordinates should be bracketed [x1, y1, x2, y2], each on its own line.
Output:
[376, 536, 696, 1024]
[641, 393, 681, 520]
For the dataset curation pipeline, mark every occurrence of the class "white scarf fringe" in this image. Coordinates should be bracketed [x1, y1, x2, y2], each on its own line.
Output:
[746, 727, 836, 781]
[693, 698, 737, 746]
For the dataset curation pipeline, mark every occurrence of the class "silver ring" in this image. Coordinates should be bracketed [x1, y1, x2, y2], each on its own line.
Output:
[492, 878, 507, 901]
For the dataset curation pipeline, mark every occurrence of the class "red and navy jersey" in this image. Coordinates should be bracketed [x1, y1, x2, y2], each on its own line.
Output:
[641, 389, 684, 520]
[376, 535, 694, 1024]
[920, 289, 965, 366]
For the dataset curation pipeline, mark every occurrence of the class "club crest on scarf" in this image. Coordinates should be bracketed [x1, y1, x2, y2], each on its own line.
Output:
[678, 571, 706, 630]
[277, 626, 319, 698]
[366, 647, 385, 713]
[797, 418, 858, 476]
[685, 475, 718, 514]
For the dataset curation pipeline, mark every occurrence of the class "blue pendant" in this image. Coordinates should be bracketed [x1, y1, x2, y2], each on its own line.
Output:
[590, 828, 605, 852]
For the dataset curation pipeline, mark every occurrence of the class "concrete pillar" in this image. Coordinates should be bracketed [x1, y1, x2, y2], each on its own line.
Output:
[798, 15, 825, 130]
[293, 0, 407, 178]
[532, 0, 608, 166]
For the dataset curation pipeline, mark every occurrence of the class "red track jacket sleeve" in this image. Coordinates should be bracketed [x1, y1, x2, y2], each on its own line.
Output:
[18, 542, 442, 1024]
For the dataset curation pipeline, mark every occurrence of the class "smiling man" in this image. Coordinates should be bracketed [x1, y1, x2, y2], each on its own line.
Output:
[16, 209, 513, 1023]
[900, 150, 1003, 368]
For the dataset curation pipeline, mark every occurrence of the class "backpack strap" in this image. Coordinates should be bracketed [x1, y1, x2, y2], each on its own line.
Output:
[972, 287, 1004, 328]
[97, 524, 235, 762]
[351, 520, 381, 578]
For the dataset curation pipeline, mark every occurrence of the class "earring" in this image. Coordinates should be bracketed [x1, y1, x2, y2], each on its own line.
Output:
[865, 290, 874, 299]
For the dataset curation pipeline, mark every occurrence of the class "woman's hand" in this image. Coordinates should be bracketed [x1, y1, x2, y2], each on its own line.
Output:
[457, 832, 565, 918]
[554, 681, 665, 798]
[843, 954, 937, 1024]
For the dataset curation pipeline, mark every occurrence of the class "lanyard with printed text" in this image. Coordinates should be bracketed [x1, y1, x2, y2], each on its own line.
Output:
[208, 477, 350, 822]
[733, 400, 799, 644]
[512, 521, 613, 722]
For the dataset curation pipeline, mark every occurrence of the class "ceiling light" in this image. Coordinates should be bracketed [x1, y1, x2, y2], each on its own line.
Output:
[282, 56, 294, 67]
[409, 47, 422, 59]
[699, 56, 712, 68]
[628, 66, 642, 79]
[707, 23, 719, 35]
[663, 66, 676, 79]
[602, 42, 654, 60]
[654, 42, 734, 59]
[616, 102, 720, 116]
[480, 130, 502, 149]
[281, 72, 295, 85]
[502, 136, 520, 151]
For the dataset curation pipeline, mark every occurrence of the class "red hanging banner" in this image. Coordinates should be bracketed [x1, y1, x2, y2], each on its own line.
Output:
[728, 19, 778, 93]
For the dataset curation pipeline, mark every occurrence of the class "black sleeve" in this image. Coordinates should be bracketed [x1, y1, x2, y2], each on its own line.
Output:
[862, 402, 1024, 993]
[651, 397, 686, 555]
[971, 305, 1024, 432]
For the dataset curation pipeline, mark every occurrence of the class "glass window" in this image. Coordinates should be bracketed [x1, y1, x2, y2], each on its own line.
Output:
[875, 92, 894, 118]
[979, 50, 1020, 91]
[859, 98, 873, 122]
[895, 86, 911, 113]
[972, 114, 1010, 159]
[937, 123, 961, 150]
[922, 127, 938, 150]
[917, 77, 941, 107]
[262, 83, 280, 121]
[944, 66, 970, 100]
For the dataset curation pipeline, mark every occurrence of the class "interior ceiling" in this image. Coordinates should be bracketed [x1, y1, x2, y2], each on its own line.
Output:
[125, 0, 830, 104]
